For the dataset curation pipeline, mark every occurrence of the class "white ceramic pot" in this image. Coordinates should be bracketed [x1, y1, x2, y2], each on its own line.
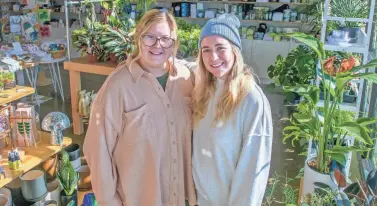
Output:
[307, 137, 354, 178]
[0, 188, 11, 206]
[0, 194, 8, 206]
[302, 156, 337, 196]
[45, 180, 60, 206]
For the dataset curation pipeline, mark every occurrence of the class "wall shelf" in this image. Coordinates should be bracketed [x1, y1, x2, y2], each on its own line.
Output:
[156, 0, 311, 6]
[177, 17, 305, 25]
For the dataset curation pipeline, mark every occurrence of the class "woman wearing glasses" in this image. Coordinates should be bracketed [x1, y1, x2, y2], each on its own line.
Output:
[83, 9, 196, 206]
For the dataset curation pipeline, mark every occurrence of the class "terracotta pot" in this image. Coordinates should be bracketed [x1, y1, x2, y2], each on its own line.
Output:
[41, 156, 58, 182]
[78, 165, 91, 191]
[87, 54, 98, 63]
[109, 53, 118, 63]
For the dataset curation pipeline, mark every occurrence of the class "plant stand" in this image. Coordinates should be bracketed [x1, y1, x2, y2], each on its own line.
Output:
[64, 57, 117, 135]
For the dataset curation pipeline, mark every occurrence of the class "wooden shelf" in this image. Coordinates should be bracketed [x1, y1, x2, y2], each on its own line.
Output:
[0, 86, 35, 106]
[64, 57, 117, 76]
[156, 0, 311, 5]
[0, 131, 72, 188]
[177, 17, 305, 25]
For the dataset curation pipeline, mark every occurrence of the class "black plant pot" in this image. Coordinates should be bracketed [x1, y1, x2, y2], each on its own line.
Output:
[60, 190, 78, 206]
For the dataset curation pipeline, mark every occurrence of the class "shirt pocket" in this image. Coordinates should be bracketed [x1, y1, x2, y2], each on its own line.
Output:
[182, 97, 193, 132]
[122, 103, 157, 144]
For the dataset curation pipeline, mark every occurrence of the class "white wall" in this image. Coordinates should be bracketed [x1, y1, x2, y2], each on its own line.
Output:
[242, 39, 301, 84]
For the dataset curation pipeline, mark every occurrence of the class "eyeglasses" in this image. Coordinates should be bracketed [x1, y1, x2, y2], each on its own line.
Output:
[141, 35, 175, 49]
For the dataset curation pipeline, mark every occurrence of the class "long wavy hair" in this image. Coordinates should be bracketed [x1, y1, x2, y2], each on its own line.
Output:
[192, 44, 254, 126]
[130, 9, 179, 63]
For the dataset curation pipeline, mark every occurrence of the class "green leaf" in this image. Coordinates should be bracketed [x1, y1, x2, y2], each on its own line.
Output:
[356, 117, 377, 126]
[327, 152, 347, 165]
[293, 113, 312, 123]
[272, 32, 324, 59]
[352, 73, 377, 84]
[349, 59, 377, 73]
[339, 122, 373, 145]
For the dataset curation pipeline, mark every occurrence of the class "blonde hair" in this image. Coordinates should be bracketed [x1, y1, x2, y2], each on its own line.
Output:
[192, 44, 254, 126]
[131, 9, 179, 62]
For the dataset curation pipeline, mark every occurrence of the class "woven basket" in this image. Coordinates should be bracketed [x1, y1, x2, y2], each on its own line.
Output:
[50, 50, 66, 59]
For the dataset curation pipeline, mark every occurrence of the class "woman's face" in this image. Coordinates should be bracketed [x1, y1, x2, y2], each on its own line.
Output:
[200, 36, 235, 79]
[139, 21, 175, 69]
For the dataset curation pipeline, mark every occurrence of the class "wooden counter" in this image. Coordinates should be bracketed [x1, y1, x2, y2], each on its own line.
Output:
[0, 131, 72, 188]
[0, 86, 35, 106]
[64, 57, 117, 135]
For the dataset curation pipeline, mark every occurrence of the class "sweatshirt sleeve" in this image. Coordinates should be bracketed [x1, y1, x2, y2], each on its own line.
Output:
[83, 102, 123, 206]
[228, 91, 273, 206]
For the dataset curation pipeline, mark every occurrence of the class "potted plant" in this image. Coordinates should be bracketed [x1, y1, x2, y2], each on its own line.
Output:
[99, 20, 135, 63]
[274, 32, 377, 197]
[176, 19, 201, 58]
[72, 4, 107, 63]
[267, 45, 317, 104]
[57, 150, 79, 206]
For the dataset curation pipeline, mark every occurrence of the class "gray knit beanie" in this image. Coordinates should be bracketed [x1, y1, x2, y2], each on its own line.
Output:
[199, 14, 242, 50]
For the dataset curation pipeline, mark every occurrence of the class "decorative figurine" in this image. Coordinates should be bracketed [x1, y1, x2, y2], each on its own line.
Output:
[41, 112, 70, 146]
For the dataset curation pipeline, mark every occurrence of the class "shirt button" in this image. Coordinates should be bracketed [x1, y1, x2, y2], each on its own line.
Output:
[173, 159, 176, 163]
[170, 122, 174, 126]
[167, 104, 170, 108]
[174, 193, 177, 196]
[173, 176, 176, 180]
[172, 141, 176, 145]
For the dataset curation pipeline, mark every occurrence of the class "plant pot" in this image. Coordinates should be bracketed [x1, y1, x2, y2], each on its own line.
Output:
[87, 54, 98, 63]
[64, 144, 80, 162]
[41, 156, 58, 182]
[60, 190, 77, 206]
[78, 165, 91, 191]
[302, 157, 337, 196]
[64, 144, 81, 171]
[0, 187, 12, 206]
[12, 195, 43, 206]
[41, 200, 58, 206]
[20, 170, 48, 202]
[45, 179, 60, 206]
[308, 137, 354, 178]
[109, 53, 118, 63]
[4, 80, 15, 90]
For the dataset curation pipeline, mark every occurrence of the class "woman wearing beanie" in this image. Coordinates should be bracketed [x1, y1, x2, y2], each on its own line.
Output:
[83, 9, 196, 206]
[192, 14, 273, 206]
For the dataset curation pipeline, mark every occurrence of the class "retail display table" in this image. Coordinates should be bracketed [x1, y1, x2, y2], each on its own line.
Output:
[0, 86, 35, 105]
[0, 131, 72, 188]
[64, 57, 117, 135]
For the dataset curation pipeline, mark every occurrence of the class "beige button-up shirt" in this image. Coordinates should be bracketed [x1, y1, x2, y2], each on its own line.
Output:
[83, 57, 196, 206]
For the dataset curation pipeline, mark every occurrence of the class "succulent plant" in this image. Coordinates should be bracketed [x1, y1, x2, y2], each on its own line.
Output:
[57, 150, 79, 196]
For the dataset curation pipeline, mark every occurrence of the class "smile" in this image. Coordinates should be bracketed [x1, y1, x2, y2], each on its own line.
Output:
[150, 51, 163, 55]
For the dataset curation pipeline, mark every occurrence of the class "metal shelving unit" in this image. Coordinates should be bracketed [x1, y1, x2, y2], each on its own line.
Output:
[319, 0, 376, 113]
[156, 0, 311, 5]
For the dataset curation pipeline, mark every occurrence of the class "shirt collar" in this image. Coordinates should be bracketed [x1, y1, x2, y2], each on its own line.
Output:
[126, 57, 176, 83]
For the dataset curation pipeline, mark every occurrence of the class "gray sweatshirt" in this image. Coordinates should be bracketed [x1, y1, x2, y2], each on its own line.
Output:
[192, 79, 273, 206]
